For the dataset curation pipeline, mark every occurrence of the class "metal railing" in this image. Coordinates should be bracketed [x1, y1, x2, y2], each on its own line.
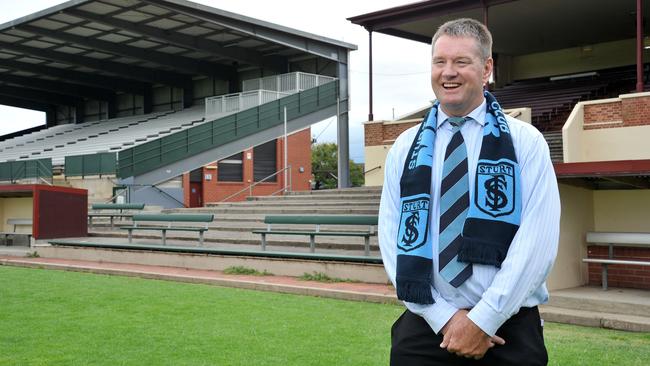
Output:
[364, 165, 382, 174]
[219, 165, 292, 202]
[243, 71, 336, 93]
[119, 80, 338, 179]
[205, 90, 290, 119]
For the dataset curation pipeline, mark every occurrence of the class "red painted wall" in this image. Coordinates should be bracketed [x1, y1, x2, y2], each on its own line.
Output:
[0, 184, 87, 239]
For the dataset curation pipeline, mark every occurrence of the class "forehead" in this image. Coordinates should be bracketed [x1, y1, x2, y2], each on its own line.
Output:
[432, 35, 481, 59]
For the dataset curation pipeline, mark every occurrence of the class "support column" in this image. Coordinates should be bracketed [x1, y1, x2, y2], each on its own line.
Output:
[337, 52, 351, 188]
[107, 96, 117, 119]
[482, 0, 489, 26]
[143, 90, 153, 114]
[637, 0, 644, 92]
[183, 84, 194, 109]
[367, 28, 374, 122]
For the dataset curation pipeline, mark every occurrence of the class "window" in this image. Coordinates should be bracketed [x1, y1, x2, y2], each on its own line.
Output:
[217, 152, 243, 182]
[254, 140, 277, 182]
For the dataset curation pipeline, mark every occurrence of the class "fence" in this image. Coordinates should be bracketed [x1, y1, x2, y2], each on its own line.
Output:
[65, 152, 117, 177]
[243, 72, 336, 93]
[205, 90, 290, 119]
[0, 158, 52, 183]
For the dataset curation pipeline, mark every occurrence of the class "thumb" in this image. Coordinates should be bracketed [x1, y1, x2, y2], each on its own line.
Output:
[491, 335, 506, 346]
[440, 333, 450, 349]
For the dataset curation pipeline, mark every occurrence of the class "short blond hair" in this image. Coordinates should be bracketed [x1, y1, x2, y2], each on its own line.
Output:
[432, 18, 492, 62]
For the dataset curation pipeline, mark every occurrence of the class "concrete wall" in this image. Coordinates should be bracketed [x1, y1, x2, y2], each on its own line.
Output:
[593, 190, 650, 232]
[364, 145, 390, 187]
[563, 93, 650, 163]
[63, 177, 115, 204]
[511, 38, 640, 80]
[546, 184, 593, 290]
[0, 197, 32, 233]
[131, 186, 184, 208]
[37, 245, 390, 284]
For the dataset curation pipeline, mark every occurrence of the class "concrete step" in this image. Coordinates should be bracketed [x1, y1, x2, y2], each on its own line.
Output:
[0, 245, 33, 257]
[88, 231, 379, 252]
[93, 221, 377, 233]
[540, 305, 650, 332]
[246, 194, 381, 202]
[207, 200, 380, 208]
[161, 207, 379, 215]
[547, 287, 650, 318]
[287, 187, 382, 196]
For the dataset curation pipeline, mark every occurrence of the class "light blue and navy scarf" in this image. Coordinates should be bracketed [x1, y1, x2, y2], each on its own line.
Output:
[396, 91, 521, 304]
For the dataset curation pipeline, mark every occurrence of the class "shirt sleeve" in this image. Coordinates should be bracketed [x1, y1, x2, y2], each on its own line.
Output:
[467, 131, 561, 336]
[379, 140, 459, 334]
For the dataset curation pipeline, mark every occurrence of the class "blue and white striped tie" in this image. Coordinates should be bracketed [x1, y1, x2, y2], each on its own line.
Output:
[439, 117, 472, 287]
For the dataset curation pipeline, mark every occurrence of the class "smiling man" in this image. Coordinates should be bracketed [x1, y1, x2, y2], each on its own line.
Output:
[378, 18, 561, 365]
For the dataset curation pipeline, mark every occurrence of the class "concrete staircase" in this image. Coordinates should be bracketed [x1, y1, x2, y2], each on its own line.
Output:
[542, 130, 564, 162]
[89, 187, 382, 255]
[541, 286, 650, 332]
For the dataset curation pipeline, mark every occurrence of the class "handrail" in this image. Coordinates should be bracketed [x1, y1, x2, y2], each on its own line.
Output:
[119, 183, 186, 208]
[105, 187, 128, 204]
[151, 184, 187, 208]
[219, 165, 292, 202]
[364, 165, 381, 174]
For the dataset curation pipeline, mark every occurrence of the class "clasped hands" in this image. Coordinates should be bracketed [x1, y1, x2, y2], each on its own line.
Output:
[439, 309, 505, 360]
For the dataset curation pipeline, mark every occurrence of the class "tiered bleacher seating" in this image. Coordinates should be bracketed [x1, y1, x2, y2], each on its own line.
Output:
[493, 65, 644, 131]
[0, 72, 332, 170]
[0, 107, 205, 165]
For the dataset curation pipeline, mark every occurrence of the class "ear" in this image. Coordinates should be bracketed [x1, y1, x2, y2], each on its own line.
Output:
[483, 57, 493, 85]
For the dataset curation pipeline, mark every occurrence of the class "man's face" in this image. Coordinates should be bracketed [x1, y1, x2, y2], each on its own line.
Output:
[431, 35, 493, 117]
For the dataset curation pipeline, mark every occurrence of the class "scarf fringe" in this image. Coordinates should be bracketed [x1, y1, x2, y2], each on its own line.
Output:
[396, 279, 435, 304]
[458, 237, 508, 268]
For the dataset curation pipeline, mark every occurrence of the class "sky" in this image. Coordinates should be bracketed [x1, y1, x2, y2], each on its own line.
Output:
[0, 0, 434, 163]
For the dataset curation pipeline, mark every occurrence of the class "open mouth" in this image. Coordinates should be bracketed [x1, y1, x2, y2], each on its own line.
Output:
[442, 82, 461, 89]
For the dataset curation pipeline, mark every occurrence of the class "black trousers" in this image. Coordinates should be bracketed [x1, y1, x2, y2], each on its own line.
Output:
[390, 307, 547, 366]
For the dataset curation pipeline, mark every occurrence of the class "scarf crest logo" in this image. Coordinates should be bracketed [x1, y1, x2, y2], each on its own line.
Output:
[476, 160, 516, 217]
[397, 194, 430, 252]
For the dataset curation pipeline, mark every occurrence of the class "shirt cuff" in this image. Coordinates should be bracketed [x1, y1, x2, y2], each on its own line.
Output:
[410, 297, 458, 334]
[467, 299, 509, 336]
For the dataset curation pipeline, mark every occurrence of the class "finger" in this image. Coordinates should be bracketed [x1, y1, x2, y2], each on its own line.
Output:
[439, 334, 449, 349]
[491, 335, 506, 345]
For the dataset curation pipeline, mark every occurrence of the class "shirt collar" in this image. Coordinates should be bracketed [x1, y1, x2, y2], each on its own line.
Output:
[436, 98, 487, 129]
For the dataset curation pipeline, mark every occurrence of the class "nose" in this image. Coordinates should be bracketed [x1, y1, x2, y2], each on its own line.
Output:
[441, 63, 457, 79]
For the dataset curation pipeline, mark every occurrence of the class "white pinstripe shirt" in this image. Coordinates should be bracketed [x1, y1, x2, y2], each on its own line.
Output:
[378, 99, 561, 336]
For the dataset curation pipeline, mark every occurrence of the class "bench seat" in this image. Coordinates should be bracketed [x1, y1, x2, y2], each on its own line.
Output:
[121, 214, 213, 246]
[253, 215, 378, 255]
[252, 230, 372, 237]
[88, 203, 145, 228]
[0, 218, 33, 246]
[584, 231, 650, 290]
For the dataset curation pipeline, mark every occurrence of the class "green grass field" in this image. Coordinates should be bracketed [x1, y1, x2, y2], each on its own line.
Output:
[1, 265, 649, 365]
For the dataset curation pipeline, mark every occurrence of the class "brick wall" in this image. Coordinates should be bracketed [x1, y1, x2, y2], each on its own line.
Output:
[584, 94, 650, 130]
[364, 120, 420, 146]
[587, 245, 650, 289]
[198, 128, 312, 204]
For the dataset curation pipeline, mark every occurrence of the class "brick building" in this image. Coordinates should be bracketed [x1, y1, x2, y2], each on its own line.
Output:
[182, 128, 312, 206]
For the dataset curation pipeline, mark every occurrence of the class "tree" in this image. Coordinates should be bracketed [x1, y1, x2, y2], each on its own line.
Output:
[311, 142, 364, 189]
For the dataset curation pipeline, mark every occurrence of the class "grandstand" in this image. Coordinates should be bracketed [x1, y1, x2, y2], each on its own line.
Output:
[0, 0, 356, 206]
[353, 0, 650, 294]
